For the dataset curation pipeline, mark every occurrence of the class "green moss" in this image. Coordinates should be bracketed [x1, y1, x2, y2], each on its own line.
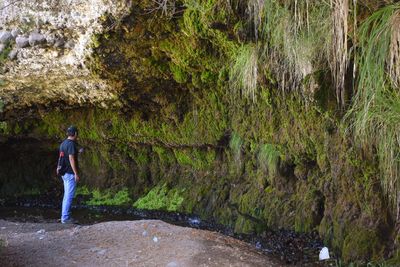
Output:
[133, 183, 184, 212]
[86, 188, 132, 206]
[0, 42, 12, 67]
[0, 98, 4, 112]
[229, 132, 242, 161]
[169, 63, 189, 83]
[258, 143, 280, 177]
[342, 227, 383, 263]
[0, 122, 8, 134]
[76, 185, 91, 196]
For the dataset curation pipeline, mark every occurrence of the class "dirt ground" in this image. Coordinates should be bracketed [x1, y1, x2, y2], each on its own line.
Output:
[0, 219, 284, 267]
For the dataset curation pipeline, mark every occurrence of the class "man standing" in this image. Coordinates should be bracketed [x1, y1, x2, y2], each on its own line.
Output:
[57, 126, 80, 224]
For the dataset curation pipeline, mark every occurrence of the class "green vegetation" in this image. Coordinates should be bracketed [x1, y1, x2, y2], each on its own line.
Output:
[230, 44, 259, 101]
[258, 144, 280, 176]
[229, 132, 243, 163]
[75, 185, 91, 196]
[133, 183, 184, 212]
[85, 188, 132, 206]
[346, 3, 400, 215]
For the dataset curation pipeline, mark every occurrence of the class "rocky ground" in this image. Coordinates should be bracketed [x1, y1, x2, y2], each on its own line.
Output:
[0, 219, 284, 267]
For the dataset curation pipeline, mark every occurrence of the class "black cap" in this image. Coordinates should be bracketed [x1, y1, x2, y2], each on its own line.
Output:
[67, 125, 78, 136]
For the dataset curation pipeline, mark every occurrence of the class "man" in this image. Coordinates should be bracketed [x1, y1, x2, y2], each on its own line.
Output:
[57, 126, 80, 224]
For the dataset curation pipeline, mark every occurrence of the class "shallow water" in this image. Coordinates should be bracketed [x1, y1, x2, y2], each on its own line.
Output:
[0, 196, 333, 266]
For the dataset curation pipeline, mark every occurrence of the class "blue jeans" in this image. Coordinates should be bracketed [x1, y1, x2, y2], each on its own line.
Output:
[61, 173, 76, 222]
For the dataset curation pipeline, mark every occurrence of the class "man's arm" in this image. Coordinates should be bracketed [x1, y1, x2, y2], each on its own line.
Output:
[69, 154, 80, 182]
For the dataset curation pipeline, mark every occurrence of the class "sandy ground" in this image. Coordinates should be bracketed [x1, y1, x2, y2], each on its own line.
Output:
[0, 219, 284, 267]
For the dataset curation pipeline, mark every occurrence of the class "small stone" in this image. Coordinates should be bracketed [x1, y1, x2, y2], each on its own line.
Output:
[97, 249, 107, 255]
[46, 34, 55, 46]
[39, 236, 44, 240]
[153, 236, 158, 243]
[166, 262, 179, 267]
[29, 32, 46, 46]
[0, 44, 5, 53]
[0, 31, 13, 44]
[188, 217, 201, 226]
[54, 38, 65, 48]
[16, 36, 30, 48]
[65, 40, 75, 49]
[11, 28, 21, 38]
[36, 229, 45, 234]
[8, 49, 18, 60]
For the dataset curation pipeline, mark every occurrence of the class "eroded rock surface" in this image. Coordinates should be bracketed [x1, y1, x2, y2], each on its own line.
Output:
[0, 219, 282, 267]
[0, 0, 132, 114]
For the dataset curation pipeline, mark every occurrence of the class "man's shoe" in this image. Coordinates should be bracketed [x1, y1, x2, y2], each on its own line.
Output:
[61, 218, 76, 224]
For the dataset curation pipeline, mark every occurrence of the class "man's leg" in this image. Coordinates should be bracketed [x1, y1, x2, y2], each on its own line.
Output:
[61, 173, 76, 222]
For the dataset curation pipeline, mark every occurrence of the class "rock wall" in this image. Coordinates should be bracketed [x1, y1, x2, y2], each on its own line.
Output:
[1, 0, 400, 264]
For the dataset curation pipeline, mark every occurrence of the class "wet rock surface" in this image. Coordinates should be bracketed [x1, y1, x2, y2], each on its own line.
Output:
[0, 219, 283, 267]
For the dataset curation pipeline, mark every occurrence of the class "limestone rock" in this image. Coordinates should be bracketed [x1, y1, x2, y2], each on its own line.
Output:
[29, 33, 46, 46]
[54, 38, 65, 48]
[0, 31, 13, 44]
[46, 35, 56, 46]
[0, 0, 132, 113]
[65, 40, 75, 49]
[11, 28, 22, 38]
[16, 36, 30, 48]
[8, 49, 18, 60]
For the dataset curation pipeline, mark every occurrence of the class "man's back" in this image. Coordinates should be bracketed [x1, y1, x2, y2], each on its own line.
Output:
[59, 139, 78, 175]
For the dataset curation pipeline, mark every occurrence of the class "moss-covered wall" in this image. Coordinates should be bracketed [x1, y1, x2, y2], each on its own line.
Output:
[2, 0, 400, 264]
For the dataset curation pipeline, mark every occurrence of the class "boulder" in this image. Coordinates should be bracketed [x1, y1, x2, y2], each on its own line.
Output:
[29, 33, 46, 46]
[11, 29, 22, 38]
[16, 36, 30, 48]
[0, 31, 13, 44]
[8, 49, 18, 60]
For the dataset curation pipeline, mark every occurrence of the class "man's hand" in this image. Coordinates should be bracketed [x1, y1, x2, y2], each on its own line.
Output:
[74, 174, 80, 183]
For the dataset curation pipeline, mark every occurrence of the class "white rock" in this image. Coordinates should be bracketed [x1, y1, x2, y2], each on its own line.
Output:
[29, 33, 46, 46]
[36, 229, 46, 234]
[16, 36, 30, 48]
[11, 28, 22, 38]
[153, 236, 158, 243]
[8, 49, 18, 60]
[46, 34, 56, 45]
[97, 249, 107, 255]
[319, 247, 330, 261]
[0, 31, 12, 43]
[54, 38, 65, 48]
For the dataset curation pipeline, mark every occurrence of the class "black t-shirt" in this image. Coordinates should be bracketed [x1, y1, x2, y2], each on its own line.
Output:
[59, 139, 78, 174]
